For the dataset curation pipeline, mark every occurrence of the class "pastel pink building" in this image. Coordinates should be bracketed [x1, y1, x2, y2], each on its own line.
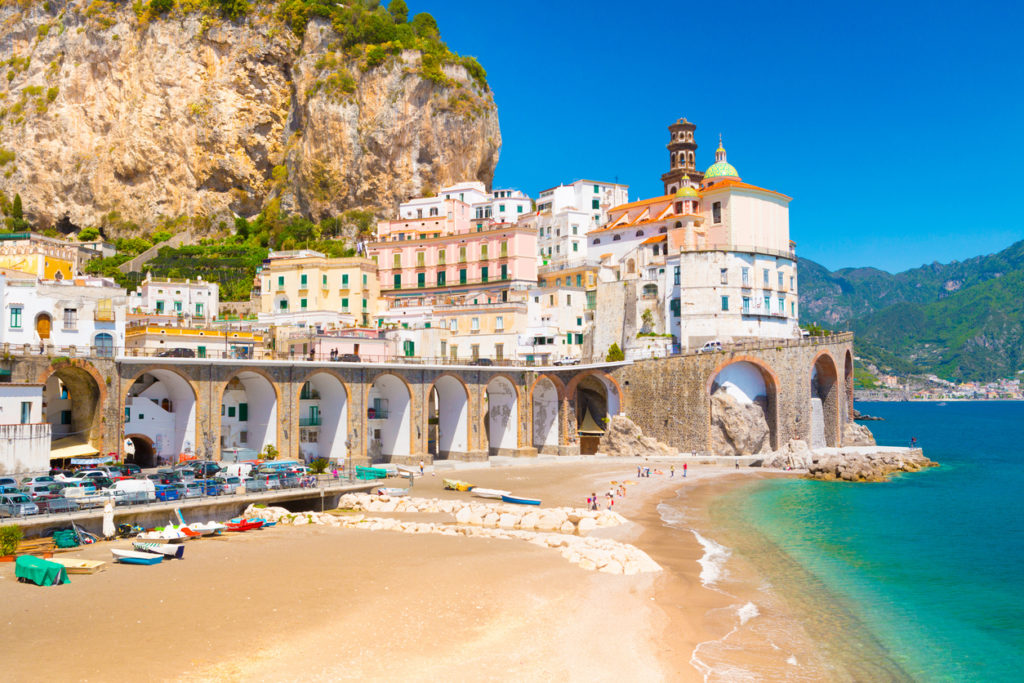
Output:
[369, 197, 538, 297]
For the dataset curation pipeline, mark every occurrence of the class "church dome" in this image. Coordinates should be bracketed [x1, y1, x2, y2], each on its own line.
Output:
[704, 137, 740, 181]
[674, 185, 699, 198]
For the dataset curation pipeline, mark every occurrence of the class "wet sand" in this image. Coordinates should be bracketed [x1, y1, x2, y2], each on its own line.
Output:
[0, 461, 827, 681]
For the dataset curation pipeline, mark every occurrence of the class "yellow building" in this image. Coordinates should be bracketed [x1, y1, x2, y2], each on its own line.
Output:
[255, 250, 381, 328]
[125, 320, 266, 359]
[0, 234, 76, 280]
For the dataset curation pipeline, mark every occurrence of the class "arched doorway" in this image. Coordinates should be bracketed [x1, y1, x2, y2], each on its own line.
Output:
[429, 375, 469, 460]
[485, 376, 519, 455]
[532, 377, 559, 454]
[298, 372, 348, 464]
[572, 373, 620, 455]
[43, 364, 103, 457]
[124, 434, 156, 468]
[811, 354, 839, 448]
[124, 369, 198, 465]
[367, 374, 411, 463]
[94, 332, 114, 358]
[36, 313, 52, 341]
[220, 371, 278, 461]
[708, 361, 778, 455]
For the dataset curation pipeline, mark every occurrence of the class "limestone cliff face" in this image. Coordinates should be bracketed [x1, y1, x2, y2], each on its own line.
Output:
[0, 4, 500, 236]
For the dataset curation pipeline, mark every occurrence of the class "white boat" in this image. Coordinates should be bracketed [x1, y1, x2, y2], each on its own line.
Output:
[49, 557, 106, 574]
[188, 521, 226, 536]
[471, 488, 511, 500]
[375, 487, 409, 497]
[111, 549, 164, 565]
[137, 529, 189, 543]
[395, 465, 420, 477]
[132, 541, 185, 559]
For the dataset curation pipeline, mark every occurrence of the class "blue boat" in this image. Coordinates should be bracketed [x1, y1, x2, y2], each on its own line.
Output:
[111, 549, 164, 565]
[501, 495, 541, 506]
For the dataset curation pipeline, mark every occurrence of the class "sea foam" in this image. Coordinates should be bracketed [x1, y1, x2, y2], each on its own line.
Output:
[737, 601, 759, 625]
[692, 530, 732, 586]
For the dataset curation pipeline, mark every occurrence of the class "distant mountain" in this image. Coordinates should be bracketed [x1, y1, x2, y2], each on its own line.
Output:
[798, 240, 1024, 381]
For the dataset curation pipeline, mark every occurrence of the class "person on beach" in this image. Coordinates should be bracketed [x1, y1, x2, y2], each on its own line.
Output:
[670, 465, 675, 477]
[590, 493, 598, 511]
[419, 460, 424, 475]
[637, 465, 641, 478]
[683, 462, 687, 478]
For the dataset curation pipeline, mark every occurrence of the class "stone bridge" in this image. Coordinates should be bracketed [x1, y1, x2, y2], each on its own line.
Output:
[7, 334, 855, 467]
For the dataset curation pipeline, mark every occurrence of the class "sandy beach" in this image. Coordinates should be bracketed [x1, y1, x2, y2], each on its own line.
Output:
[0, 461, 831, 682]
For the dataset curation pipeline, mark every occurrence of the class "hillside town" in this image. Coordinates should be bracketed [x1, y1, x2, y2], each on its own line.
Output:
[0, 119, 807, 469]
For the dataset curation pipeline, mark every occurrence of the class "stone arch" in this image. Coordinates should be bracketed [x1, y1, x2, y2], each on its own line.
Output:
[124, 433, 156, 468]
[531, 376, 560, 453]
[295, 370, 351, 464]
[844, 349, 854, 420]
[566, 370, 622, 454]
[428, 373, 470, 460]
[218, 368, 282, 461]
[811, 350, 840, 448]
[367, 372, 413, 463]
[484, 374, 520, 455]
[706, 357, 780, 453]
[122, 366, 200, 464]
[38, 360, 108, 455]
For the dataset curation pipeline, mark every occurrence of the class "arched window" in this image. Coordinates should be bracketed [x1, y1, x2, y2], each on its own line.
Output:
[613, 235, 621, 242]
[635, 230, 644, 237]
[626, 259, 635, 274]
[673, 222, 681, 229]
[643, 284, 658, 297]
[668, 185, 677, 194]
[94, 332, 114, 358]
[161, 398, 173, 413]
[592, 238, 601, 245]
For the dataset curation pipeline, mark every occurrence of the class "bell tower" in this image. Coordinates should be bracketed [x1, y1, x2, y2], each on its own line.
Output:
[661, 118, 703, 194]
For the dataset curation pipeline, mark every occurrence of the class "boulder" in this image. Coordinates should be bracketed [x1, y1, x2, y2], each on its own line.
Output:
[842, 421, 877, 446]
[761, 439, 814, 469]
[710, 388, 771, 455]
[483, 512, 500, 528]
[498, 513, 518, 530]
[577, 517, 598, 535]
[597, 415, 677, 458]
[807, 448, 938, 482]
[560, 520, 577, 534]
[518, 511, 540, 531]
[455, 507, 473, 525]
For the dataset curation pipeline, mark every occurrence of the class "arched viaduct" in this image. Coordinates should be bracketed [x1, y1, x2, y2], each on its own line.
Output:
[7, 334, 855, 466]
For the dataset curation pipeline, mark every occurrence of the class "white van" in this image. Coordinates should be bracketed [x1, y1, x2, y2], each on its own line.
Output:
[222, 463, 255, 479]
[112, 478, 156, 503]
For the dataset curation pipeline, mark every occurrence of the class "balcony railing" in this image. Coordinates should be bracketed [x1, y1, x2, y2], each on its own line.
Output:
[367, 408, 389, 420]
[299, 416, 322, 426]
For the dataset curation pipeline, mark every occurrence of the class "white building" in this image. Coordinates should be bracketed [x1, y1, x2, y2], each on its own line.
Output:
[128, 275, 219, 321]
[0, 271, 127, 356]
[529, 180, 629, 268]
[521, 286, 587, 364]
[397, 181, 532, 226]
[0, 384, 49, 474]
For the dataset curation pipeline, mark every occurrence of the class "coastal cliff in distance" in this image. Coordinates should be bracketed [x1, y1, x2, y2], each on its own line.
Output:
[0, 2, 500, 236]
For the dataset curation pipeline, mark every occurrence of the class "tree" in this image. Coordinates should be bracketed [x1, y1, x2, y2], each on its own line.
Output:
[640, 308, 654, 334]
[411, 12, 439, 39]
[77, 226, 100, 241]
[605, 343, 625, 362]
[388, 0, 408, 23]
[150, 0, 173, 14]
[263, 444, 279, 461]
[7, 193, 29, 231]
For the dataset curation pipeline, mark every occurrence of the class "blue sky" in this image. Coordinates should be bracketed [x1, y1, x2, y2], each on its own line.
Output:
[412, 0, 1023, 273]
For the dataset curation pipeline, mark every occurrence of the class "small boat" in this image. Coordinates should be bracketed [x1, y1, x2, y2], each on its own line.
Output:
[501, 495, 541, 506]
[224, 520, 264, 532]
[111, 549, 164, 565]
[188, 522, 226, 536]
[396, 465, 419, 477]
[132, 541, 185, 559]
[138, 528, 189, 543]
[471, 488, 510, 500]
[244, 517, 278, 528]
[443, 479, 473, 491]
[376, 487, 409, 497]
[49, 557, 106, 574]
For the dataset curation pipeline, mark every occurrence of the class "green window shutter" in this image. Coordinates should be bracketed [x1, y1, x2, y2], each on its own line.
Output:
[278, 276, 284, 287]
[459, 269, 467, 284]
[500, 264, 507, 280]
[239, 403, 248, 421]
[197, 346, 206, 358]
[228, 406, 236, 417]
[362, 298, 367, 309]
[300, 274, 307, 286]
[393, 273, 401, 289]
[567, 333, 572, 344]
[342, 274, 349, 286]
[280, 299, 288, 310]
[322, 274, 327, 286]
[575, 333, 583, 344]
[481, 266, 488, 282]
[363, 274, 367, 286]
[592, 199, 599, 209]
[342, 298, 349, 310]
[721, 296, 729, 311]
[438, 271, 446, 286]
[156, 300, 164, 313]
[417, 272, 425, 288]
[300, 298, 307, 309]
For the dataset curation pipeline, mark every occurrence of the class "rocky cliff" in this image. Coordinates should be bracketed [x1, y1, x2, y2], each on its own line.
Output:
[0, 3, 500, 236]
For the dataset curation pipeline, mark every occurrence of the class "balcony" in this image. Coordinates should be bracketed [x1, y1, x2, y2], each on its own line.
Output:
[367, 408, 389, 420]
[299, 416, 322, 426]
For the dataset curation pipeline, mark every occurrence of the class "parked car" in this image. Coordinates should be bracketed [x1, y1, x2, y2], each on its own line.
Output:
[0, 476, 20, 488]
[78, 470, 110, 480]
[697, 340, 723, 353]
[182, 482, 204, 498]
[0, 484, 20, 495]
[155, 469, 184, 485]
[220, 476, 243, 494]
[553, 356, 581, 366]
[0, 492, 39, 517]
[154, 484, 180, 502]
[468, 357, 493, 366]
[189, 462, 222, 478]
[336, 353, 361, 362]
[21, 475, 56, 486]
[23, 483, 59, 498]
[157, 347, 196, 358]
[199, 480, 222, 496]
[33, 495, 80, 514]
[120, 463, 142, 476]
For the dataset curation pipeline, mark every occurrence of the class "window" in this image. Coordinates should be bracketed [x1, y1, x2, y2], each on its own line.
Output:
[613, 235, 621, 241]
[572, 225, 578, 235]
[556, 278, 561, 287]
[592, 238, 601, 245]
[495, 343, 504, 360]
[174, 301, 182, 313]
[417, 272, 426, 288]
[10, 306, 21, 329]
[195, 302, 204, 316]
[459, 268, 467, 284]
[499, 204, 505, 213]
[438, 249, 446, 266]
[362, 298, 368, 309]
[480, 266, 488, 282]
[721, 296, 729, 312]
[778, 272, 784, 289]
[763, 269, 770, 287]
[228, 406, 236, 418]
[576, 274, 582, 287]
[566, 294, 572, 305]
[363, 274, 368, 286]
[450, 344, 458, 359]
[393, 274, 401, 289]
[675, 267, 682, 286]
[393, 253, 402, 269]
[495, 316, 504, 330]
[417, 252, 425, 267]
[501, 264, 508, 280]
[300, 274, 307, 287]
[594, 184, 600, 193]
[342, 298, 349, 311]
[240, 431, 248, 444]
[743, 297, 751, 313]
[471, 344, 480, 360]
[791, 302, 796, 316]
[438, 271, 446, 286]
[63, 308, 78, 330]
[279, 299, 288, 310]
[576, 316, 583, 326]
[592, 199, 600, 209]
[342, 273, 349, 287]
[239, 403, 248, 421]
[300, 298, 307, 309]
[764, 296, 771, 311]
[670, 298, 681, 317]
[712, 202, 722, 223]
[778, 297, 785, 313]
[20, 401, 31, 424]
[480, 244, 488, 260]
[742, 267, 750, 285]
[95, 333, 114, 357]
[155, 300, 164, 313]
[61, 410, 72, 425]
[573, 242, 579, 252]
[459, 246, 467, 262]
[277, 276, 284, 288]
[322, 274, 327, 287]
[471, 317, 480, 331]
[197, 346, 206, 358]
[449, 319, 457, 332]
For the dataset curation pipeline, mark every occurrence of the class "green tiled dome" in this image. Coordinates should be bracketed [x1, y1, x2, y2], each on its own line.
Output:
[704, 160, 739, 180]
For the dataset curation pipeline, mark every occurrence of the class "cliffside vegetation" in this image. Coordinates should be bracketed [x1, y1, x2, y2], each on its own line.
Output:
[799, 239, 1024, 381]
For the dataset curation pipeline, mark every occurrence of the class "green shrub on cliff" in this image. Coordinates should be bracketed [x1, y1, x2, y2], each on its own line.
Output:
[605, 343, 625, 362]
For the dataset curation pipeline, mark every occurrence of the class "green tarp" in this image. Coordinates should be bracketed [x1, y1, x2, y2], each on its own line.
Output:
[15, 556, 70, 586]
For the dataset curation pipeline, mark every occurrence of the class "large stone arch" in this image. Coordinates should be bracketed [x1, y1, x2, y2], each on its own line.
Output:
[531, 375, 560, 454]
[124, 433, 157, 468]
[566, 370, 622, 454]
[38, 359, 108, 455]
[484, 374, 520, 455]
[121, 366, 200, 466]
[217, 368, 282, 461]
[811, 350, 840, 448]
[427, 373, 471, 460]
[295, 369, 351, 464]
[366, 372, 414, 463]
[706, 356, 780, 454]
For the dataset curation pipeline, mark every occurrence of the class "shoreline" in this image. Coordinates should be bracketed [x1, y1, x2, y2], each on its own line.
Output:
[1, 460, 885, 680]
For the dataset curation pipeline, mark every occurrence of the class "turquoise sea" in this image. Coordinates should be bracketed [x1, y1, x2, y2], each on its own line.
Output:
[717, 401, 1024, 681]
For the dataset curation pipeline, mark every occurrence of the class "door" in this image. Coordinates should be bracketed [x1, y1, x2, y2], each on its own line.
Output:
[36, 314, 51, 340]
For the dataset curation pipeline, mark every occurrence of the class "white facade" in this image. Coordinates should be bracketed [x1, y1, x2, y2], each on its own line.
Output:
[521, 286, 587, 363]
[397, 181, 532, 228]
[123, 371, 198, 465]
[0, 384, 48, 474]
[128, 276, 219, 320]
[534, 180, 629, 228]
[0, 274, 127, 355]
[522, 208, 592, 266]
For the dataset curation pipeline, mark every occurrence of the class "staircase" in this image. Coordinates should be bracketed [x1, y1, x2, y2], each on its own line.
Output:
[117, 230, 193, 274]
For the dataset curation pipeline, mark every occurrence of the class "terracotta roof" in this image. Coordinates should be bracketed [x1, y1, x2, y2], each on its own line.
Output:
[640, 235, 667, 245]
[607, 193, 674, 212]
[700, 178, 791, 200]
